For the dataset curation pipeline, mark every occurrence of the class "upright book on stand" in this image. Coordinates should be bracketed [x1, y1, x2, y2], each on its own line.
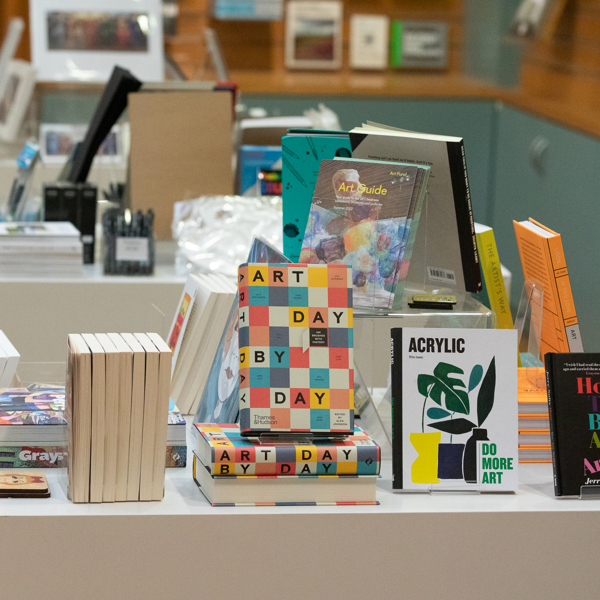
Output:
[350, 122, 482, 294]
[238, 263, 354, 435]
[545, 352, 600, 496]
[514, 218, 582, 357]
[391, 327, 518, 491]
[299, 157, 429, 310]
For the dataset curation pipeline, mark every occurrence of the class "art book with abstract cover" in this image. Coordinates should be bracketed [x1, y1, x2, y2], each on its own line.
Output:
[238, 262, 354, 435]
[194, 423, 379, 476]
[391, 327, 518, 491]
[0, 385, 65, 433]
[299, 158, 428, 310]
[545, 353, 600, 496]
[194, 237, 289, 425]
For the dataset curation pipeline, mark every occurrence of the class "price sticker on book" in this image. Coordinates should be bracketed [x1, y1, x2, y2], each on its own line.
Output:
[116, 237, 149, 262]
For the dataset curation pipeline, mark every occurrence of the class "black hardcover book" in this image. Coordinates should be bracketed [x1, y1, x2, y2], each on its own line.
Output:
[545, 353, 600, 496]
[390, 328, 403, 490]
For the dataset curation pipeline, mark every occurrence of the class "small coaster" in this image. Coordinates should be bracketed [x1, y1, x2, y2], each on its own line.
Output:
[0, 471, 50, 498]
[408, 294, 456, 310]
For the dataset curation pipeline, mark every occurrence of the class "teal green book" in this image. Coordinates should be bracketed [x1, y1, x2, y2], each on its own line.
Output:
[282, 130, 351, 262]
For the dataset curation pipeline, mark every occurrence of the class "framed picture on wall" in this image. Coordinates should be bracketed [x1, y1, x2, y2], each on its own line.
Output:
[0, 60, 36, 142]
[285, 0, 343, 70]
[29, 0, 165, 82]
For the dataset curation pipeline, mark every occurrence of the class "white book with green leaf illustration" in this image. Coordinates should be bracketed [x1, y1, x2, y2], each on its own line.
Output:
[391, 327, 518, 492]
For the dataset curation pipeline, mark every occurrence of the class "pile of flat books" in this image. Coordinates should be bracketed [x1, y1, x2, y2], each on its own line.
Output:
[169, 273, 236, 415]
[0, 386, 187, 469]
[193, 424, 380, 505]
[0, 331, 19, 386]
[0, 222, 83, 273]
[66, 332, 171, 503]
[518, 368, 551, 463]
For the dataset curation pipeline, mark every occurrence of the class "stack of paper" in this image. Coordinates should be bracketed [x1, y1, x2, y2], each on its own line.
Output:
[0, 222, 83, 274]
[0, 331, 19, 386]
[66, 332, 171, 503]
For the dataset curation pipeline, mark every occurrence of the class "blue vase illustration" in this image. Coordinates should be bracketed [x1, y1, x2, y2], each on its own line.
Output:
[463, 428, 488, 484]
[437, 443, 465, 479]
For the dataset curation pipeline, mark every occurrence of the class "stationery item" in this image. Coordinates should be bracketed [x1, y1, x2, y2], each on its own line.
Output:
[299, 157, 429, 310]
[408, 294, 456, 310]
[194, 423, 380, 476]
[282, 129, 352, 262]
[390, 21, 448, 69]
[514, 218, 582, 357]
[194, 237, 289, 425]
[349, 15, 390, 70]
[102, 209, 155, 275]
[67, 66, 142, 184]
[285, 0, 343, 70]
[0, 471, 50, 498]
[474, 223, 513, 328]
[238, 262, 354, 435]
[128, 90, 234, 239]
[545, 352, 600, 496]
[6, 142, 40, 220]
[237, 145, 282, 196]
[350, 122, 482, 294]
[391, 327, 519, 491]
[0, 331, 19, 387]
[193, 453, 378, 506]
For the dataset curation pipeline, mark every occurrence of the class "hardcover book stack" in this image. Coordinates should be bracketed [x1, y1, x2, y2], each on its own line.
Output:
[66, 332, 171, 503]
[518, 368, 551, 463]
[0, 222, 83, 274]
[192, 424, 380, 506]
[192, 261, 380, 505]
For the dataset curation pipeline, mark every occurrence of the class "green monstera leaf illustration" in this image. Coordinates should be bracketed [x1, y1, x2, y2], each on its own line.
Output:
[468, 364, 483, 391]
[477, 357, 496, 426]
[417, 362, 469, 415]
[427, 407, 451, 420]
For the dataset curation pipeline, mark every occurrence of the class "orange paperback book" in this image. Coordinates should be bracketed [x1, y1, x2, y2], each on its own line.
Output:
[514, 218, 582, 358]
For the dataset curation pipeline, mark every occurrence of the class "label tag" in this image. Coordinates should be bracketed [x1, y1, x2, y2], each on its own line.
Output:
[116, 237, 149, 262]
[427, 266, 456, 284]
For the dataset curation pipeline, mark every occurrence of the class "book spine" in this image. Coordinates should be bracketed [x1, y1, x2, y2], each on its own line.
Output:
[446, 140, 482, 293]
[544, 353, 562, 496]
[477, 228, 513, 329]
[391, 327, 403, 489]
[545, 234, 583, 352]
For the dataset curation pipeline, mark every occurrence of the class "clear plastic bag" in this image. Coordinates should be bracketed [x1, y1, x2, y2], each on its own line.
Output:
[172, 195, 283, 278]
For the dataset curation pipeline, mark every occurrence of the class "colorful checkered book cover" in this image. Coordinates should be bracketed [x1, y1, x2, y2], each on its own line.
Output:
[238, 263, 354, 435]
[194, 423, 379, 476]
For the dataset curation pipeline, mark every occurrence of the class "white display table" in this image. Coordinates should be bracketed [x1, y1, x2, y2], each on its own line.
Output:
[1, 452, 597, 600]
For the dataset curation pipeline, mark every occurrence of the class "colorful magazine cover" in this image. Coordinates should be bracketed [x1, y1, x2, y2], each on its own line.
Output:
[299, 158, 422, 309]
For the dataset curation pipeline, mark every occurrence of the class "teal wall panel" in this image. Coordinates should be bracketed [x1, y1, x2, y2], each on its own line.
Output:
[491, 105, 600, 351]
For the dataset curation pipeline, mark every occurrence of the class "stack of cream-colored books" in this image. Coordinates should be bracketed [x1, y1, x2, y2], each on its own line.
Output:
[66, 333, 171, 502]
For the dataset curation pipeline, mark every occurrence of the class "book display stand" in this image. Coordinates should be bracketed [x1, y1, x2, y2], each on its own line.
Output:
[514, 277, 545, 388]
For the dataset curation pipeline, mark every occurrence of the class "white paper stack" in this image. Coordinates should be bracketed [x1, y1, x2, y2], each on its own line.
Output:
[0, 222, 83, 274]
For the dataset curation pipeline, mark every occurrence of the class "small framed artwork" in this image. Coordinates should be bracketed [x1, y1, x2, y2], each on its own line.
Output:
[285, 0, 343, 70]
[29, 0, 164, 82]
[350, 14, 390, 70]
[39, 123, 124, 164]
[390, 21, 448, 69]
[0, 60, 36, 142]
